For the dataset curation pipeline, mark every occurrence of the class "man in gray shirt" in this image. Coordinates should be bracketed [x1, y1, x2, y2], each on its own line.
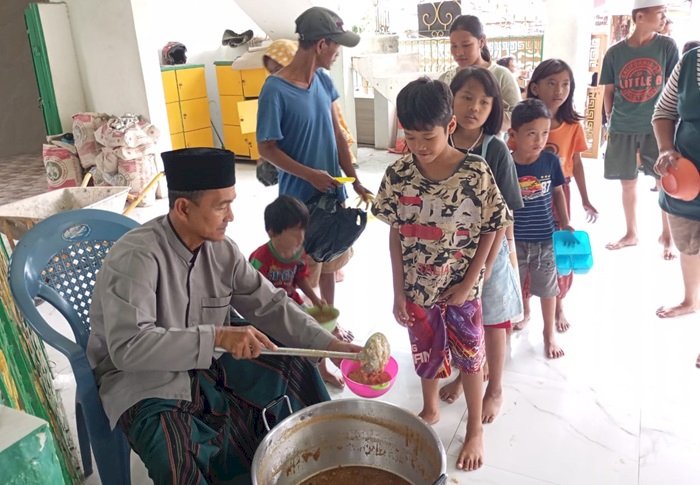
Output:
[600, 0, 678, 257]
[87, 147, 359, 483]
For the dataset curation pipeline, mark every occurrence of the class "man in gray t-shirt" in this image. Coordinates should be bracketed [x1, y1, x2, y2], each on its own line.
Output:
[600, 0, 678, 257]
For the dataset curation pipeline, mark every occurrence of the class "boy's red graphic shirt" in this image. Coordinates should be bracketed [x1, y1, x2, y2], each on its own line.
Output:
[618, 57, 663, 103]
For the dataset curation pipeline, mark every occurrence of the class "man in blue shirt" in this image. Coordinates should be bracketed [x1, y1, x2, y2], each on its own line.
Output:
[257, 7, 370, 203]
[257, 7, 372, 387]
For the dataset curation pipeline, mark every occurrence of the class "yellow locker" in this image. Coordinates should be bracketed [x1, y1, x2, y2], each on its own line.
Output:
[216, 65, 243, 96]
[162, 65, 214, 149]
[220, 95, 244, 126]
[184, 127, 214, 148]
[241, 68, 268, 98]
[223, 125, 250, 157]
[237, 99, 258, 134]
[175, 67, 208, 101]
[244, 134, 260, 160]
[215, 62, 265, 159]
[162, 70, 179, 103]
[180, 98, 211, 132]
[165, 101, 183, 134]
[171, 133, 186, 150]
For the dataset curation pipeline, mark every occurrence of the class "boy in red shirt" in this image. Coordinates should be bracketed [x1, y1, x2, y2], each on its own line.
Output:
[250, 195, 350, 388]
[249, 195, 323, 307]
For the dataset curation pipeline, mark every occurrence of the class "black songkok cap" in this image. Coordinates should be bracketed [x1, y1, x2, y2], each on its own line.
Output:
[161, 148, 235, 191]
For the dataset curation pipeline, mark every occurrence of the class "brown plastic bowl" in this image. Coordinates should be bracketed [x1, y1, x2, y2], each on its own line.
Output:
[660, 157, 700, 201]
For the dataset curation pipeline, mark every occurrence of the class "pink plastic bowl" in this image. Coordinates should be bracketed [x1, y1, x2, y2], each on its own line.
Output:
[660, 156, 700, 201]
[340, 356, 399, 398]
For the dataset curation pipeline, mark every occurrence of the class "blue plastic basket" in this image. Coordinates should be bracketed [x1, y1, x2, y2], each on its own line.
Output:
[552, 230, 593, 275]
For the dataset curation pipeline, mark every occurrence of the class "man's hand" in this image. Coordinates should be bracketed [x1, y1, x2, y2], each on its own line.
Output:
[654, 149, 682, 177]
[327, 339, 363, 354]
[327, 338, 363, 368]
[308, 169, 340, 192]
[352, 181, 374, 209]
[215, 326, 277, 359]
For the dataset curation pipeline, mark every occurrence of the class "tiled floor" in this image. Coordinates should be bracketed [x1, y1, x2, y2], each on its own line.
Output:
[35, 147, 700, 484]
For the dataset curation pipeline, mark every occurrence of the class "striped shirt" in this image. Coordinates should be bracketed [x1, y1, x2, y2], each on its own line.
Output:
[653, 48, 700, 122]
[513, 151, 565, 241]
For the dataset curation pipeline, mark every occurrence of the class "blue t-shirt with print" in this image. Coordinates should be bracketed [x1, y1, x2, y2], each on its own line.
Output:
[513, 151, 565, 241]
[256, 68, 347, 203]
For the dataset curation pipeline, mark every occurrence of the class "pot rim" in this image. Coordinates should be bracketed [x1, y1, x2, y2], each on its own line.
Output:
[251, 398, 447, 483]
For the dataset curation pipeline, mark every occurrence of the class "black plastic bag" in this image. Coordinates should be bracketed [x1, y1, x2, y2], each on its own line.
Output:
[304, 193, 367, 263]
[256, 160, 278, 186]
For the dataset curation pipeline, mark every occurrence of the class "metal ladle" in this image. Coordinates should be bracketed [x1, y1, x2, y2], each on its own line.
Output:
[215, 332, 390, 373]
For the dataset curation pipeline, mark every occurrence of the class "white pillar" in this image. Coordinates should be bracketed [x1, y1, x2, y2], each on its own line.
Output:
[542, 0, 596, 112]
[329, 48, 358, 158]
[373, 90, 396, 150]
[692, 0, 700, 25]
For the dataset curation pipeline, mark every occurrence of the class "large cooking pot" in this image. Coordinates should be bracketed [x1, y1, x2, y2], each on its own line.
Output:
[251, 398, 447, 484]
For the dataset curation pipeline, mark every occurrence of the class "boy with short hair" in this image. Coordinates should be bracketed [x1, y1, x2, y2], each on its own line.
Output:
[600, 0, 679, 257]
[509, 99, 573, 359]
[372, 77, 510, 472]
[250, 195, 352, 388]
[249, 195, 323, 308]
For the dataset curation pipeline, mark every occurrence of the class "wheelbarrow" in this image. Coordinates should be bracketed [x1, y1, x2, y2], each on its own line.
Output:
[0, 172, 164, 249]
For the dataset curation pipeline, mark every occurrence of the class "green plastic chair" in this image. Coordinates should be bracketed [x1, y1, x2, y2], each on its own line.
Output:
[9, 209, 139, 485]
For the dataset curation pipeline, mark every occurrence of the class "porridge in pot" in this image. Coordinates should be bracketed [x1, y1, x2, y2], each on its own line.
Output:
[299, 465, 411, 484]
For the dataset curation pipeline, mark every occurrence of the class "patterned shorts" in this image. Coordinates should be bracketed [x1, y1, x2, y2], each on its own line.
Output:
[406, 298, 485, 379]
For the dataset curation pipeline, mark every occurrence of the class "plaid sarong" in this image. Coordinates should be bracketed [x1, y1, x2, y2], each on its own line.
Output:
[119, 353, 329, 484]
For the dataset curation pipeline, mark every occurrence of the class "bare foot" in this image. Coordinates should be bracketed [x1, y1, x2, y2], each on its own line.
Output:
[481, 390, 503, 424]
[544, 339, 565, 359]
[605, 236, 638, 250]
[418, 408, 440, 425]
[332, 324, 354, 343]
[512, 313, 530, 331]
[482, 362, 489, 382]
[320, 364, 345, 389]
[555, 309, 571, 333]
[656, 301, 700, 318]
[659, 235, 677, 261]
[456, 431, 484, 471]
[439, 377, 463, 404]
